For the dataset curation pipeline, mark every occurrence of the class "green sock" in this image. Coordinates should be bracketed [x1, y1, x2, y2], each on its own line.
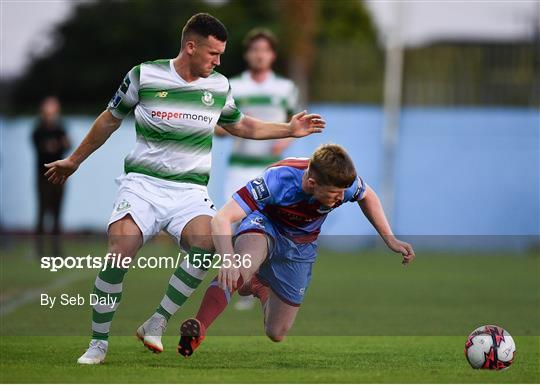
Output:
[155, 247, 213, 320]
[91, 265, 128, 340]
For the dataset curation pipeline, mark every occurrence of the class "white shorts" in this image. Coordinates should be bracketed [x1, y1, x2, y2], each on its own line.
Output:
[224, 165, 266, 202]
[108, 173, 216, 246]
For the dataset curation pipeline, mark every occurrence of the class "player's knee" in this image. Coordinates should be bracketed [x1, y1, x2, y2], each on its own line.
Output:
[181, 215, 215, 252]
[107, 215, 142, 257]
[183, 232, 214, 252]
[188, 237, 214, 252]
[107, 236, 140, 262]
[265, 326, 288, 343]
[266, 332, 286, 343]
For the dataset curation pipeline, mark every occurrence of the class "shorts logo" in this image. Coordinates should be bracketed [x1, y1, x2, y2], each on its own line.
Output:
[299, 287, 305, 295]
[250, 177, 270, 201]
[116, 199, 131, 212]
[250, 216, 265, 229]
[201, 91, 214, 106]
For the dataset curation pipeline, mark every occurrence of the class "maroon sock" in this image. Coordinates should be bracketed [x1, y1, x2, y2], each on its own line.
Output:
[196, 276, 243, 330]
[252, 275, 269, 304]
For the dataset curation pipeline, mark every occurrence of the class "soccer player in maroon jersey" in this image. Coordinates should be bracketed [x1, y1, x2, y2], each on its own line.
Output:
[177, 144, 415, 357]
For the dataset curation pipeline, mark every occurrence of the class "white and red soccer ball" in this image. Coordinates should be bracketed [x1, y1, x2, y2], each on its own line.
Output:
[465, 325, 516, 370]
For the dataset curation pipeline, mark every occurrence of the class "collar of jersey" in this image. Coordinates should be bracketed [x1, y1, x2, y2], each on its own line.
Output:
[169, 59, 205, 85]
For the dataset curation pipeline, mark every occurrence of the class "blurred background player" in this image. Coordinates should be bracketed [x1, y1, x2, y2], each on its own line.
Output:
[215, 28, 299, 310]
[177, 144, 415, 356]
[32, 96, 70, 257]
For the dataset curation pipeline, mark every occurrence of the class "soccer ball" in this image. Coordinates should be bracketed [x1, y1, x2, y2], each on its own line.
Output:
[465, 325, 516, 370]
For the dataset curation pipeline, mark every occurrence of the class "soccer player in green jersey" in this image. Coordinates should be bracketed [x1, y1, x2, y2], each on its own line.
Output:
[44, 13, 325, 364]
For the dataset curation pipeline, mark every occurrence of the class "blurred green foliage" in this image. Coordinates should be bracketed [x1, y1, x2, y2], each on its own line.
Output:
[403, 42, 540, 107]
[7, 0, 536, 113]
[8, 0, 380, 113]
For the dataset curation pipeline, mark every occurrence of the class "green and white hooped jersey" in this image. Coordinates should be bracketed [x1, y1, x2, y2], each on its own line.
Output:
[228, 71, 298, 167]
[107, 59, 242, 185]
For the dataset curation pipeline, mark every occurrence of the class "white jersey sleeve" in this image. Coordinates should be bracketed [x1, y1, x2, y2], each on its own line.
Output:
[107, 65, 140, 119]
[217, 85, 243, 126]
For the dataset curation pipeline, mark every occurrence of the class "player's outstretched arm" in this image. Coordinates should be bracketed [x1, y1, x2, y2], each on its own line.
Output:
[44, 110, 122, 184]
[213, 125, 229, 137]
[221, 111, 325, 140]
[211, 199, 248, 291]
[358, 185, 415, 265]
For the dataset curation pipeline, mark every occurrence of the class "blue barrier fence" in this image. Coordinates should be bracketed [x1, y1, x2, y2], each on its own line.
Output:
[1, 106, 538, 246]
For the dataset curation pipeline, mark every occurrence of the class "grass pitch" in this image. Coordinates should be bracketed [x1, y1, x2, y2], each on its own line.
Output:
[1, 237, 539, 383]
[1, 336, 538, 383]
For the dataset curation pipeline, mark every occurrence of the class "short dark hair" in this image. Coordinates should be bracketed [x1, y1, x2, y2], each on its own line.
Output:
[181, 13, 227, 47]
[308, 144, 357, 188]
[243, 28, 277, 52]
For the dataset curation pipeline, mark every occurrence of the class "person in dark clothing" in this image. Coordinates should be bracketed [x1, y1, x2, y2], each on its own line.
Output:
[32, 96, 70, 255]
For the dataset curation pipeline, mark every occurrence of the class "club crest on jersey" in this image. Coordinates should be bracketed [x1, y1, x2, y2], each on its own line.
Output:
[250, 177, 270, 201]
[116, 199, 131, 212]
[201, 91, 214, 106]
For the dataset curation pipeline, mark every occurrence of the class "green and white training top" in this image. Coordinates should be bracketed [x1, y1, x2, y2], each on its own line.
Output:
[107, 59, 243, 185]
[228, 71, 298, 167]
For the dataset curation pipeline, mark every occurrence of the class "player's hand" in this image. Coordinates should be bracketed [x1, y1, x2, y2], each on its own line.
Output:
[44, 157, 79, 185]
[218, 257, 241, 292]
[385, 237, 415, 266]
[288, 110, 325, 138]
